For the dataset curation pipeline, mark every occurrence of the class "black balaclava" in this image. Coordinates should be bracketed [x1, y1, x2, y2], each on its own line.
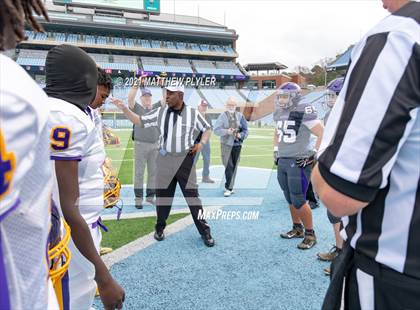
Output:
[45, 44, 98, 110]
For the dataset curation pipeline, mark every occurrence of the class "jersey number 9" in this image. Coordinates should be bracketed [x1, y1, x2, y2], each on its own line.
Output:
[51, 127, 71, 150]
[277, 120, 297, 143]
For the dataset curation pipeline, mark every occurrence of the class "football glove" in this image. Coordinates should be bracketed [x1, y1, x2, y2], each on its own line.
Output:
[296, 155, 315, 168]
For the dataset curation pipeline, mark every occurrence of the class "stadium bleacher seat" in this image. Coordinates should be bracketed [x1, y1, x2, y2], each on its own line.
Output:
[176, 42, 187, 50]
[141, 56, 166, 72]
[193, 60, 217, 74]
[52, 32, 66, 42]
[125, 38, 135, 47]
[67, 34, 78, 43]
[96, 36, 108, 45]
[35, 32, 47, 40]
[200, 44, 210, 52]
[113, 37, 124, 46]
[85, 35, 96, 44]
[24, 30, 35, 40]
[215, 61, 244, 76]
[140, 39, 151, 48]
[16, 49, 48, 66]
[151, 40, 161, 49]
[191, 43, 201, 51]
[165, 58, 193, 73]
[166, 41, 176, 49]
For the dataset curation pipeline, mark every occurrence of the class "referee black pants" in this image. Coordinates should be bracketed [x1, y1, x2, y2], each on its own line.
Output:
[322, 243, 420, 310]
[155, 153, 210, 236]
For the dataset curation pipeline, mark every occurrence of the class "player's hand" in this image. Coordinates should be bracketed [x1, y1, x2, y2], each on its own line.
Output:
[235, 132, 241, 139]
[273, 151, 279, 166]
[296, 155, 315, 168]
[110, 98, 127, 111]
[227, 128, 235, 135]
[97, 277, 125, 310]
[189, 143, 202, 155]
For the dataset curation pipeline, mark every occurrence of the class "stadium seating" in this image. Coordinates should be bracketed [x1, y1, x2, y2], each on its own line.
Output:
[200, 89, 228, 109]
[190, 43, 201, 52]
[24, 30, 35, 40]
[151, 40, 162, 49]
[193, 60, 217, 75]
[215, 61, 244, 76]
[141, 57, 166, 72]
[16, 49, 48, 66]
[96, 36, 108, 45]
[112, 37, 125, 46]
[125, 38, 135, 47]
[85, 35, 96, 44]
[165, 41, 176, 49]
[176, 42, 187, 50]
[200, 44, 210, 52]
[165, 58, 193, 73]
[34, 32, 47, 40]
[53, 32, 66, 42]
[241, 89, 276, 102]
[193, 60, 244, 76]
[67, 34, 78, 43]
[22, 30, 238, 56]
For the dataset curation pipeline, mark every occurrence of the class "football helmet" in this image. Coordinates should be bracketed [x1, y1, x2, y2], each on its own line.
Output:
[102, 125, 120, 146]
[102, 157, 123, 219]
[48, 203, 71, 290]
[325, 77, 344, 108]
[276, 82, 302, 109]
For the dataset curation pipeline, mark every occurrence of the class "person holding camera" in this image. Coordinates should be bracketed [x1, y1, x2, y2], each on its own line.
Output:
[214, 97, 248, 197]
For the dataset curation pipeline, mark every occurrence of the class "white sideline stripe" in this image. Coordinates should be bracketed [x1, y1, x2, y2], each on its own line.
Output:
[111, 154, 272, 162]
[101, 208, 192, 220]
[106, 144, 273, 152]
[119, 165, 274, 187]
[102, 205, 222, 268]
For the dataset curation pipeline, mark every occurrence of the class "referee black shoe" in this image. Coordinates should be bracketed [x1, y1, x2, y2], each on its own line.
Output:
[202, 233, 215, 247]
[154, 230, 165, 241]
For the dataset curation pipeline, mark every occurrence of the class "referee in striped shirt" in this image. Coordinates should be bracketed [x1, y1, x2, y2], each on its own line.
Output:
[111, 83, 215, 247]
[312, 1, 420, 309]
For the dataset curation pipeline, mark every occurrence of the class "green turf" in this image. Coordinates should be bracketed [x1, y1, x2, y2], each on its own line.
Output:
[105, 127, 276, 184]
[101, 213, 189, 250]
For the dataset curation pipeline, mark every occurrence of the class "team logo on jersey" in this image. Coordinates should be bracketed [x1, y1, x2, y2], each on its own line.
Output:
[0, 130, 16, 200]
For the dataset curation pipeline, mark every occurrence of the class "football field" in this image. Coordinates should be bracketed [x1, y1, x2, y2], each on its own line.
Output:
[105, 126, 276, 184]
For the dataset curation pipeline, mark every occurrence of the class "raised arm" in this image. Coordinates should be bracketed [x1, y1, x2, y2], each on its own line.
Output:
[110, 97, 142, 126]
[127, 83, 139, 110]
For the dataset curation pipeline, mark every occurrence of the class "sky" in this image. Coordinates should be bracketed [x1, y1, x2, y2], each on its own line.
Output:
[159, 0, 389, 69]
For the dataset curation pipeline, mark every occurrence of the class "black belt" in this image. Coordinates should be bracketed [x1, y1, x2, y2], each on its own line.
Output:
[322, 242, 420, 310]
[159, 149, 192, 157]
[354, 251, 420, 286]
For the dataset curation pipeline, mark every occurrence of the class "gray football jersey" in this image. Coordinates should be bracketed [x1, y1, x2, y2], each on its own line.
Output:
[274, 102, 318, 158]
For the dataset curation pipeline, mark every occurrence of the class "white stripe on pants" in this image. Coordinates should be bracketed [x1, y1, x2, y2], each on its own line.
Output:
[68, 225, 102, 310]
[356, 268, 375, 310]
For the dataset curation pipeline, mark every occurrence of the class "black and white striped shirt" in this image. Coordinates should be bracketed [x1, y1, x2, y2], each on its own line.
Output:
[318, 2, 420, 279]
[141, 103, 210, 154]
